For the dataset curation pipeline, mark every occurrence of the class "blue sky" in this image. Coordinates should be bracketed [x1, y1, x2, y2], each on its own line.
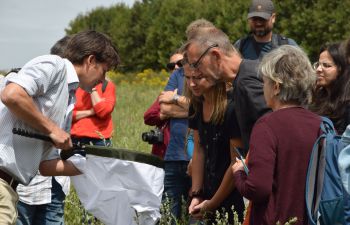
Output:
[0, 0, 135, 70]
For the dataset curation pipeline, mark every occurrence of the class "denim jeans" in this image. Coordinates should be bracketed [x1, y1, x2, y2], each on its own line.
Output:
[16, 177, 65, 225]
[162, 161, 191, 221]
[72, 137, 112, 147]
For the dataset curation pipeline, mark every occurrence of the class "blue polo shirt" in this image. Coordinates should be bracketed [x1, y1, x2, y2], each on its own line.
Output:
[163, 68, 189, 161]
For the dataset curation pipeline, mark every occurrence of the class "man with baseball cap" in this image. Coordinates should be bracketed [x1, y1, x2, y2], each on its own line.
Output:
[234, 0, 298, 60]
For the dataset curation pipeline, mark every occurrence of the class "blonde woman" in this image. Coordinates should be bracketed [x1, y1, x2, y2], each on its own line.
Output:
[184, 59, 244, 223]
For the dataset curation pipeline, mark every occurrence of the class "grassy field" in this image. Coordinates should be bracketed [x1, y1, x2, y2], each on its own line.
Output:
[64, 82, 163, 224]
[111, 83, 163, 151]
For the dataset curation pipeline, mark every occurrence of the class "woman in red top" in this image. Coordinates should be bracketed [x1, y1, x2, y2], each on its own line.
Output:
[71, 80, 116, 146]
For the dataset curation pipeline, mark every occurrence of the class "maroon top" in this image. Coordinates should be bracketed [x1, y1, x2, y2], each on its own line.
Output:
[143, 96, 170, 158]
[233, 107, 321, 225]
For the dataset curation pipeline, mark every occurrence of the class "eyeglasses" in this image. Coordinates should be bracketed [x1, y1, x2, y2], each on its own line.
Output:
[188, 44, 218, 70]
[166, 60, 183, 71]
[313, 61, 335, 70]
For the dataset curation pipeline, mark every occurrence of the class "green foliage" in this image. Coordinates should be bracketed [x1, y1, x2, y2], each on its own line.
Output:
[275, 1, 350, 62]
[65, 0, 349, 72]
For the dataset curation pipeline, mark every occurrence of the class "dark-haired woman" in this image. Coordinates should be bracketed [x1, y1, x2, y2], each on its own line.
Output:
[310, 43, 350, 134]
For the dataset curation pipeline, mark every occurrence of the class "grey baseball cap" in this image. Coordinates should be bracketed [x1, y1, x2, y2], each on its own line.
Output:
[247, 0, 275, 20]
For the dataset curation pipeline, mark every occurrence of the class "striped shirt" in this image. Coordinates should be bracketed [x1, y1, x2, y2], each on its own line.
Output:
[0, 55, 79, 185]
[16, 174, 70, 205]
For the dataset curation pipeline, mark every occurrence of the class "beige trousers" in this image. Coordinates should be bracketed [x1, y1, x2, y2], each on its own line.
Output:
[0, 179, 18, 225]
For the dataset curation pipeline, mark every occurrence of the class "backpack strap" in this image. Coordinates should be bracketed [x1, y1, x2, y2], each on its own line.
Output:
[305, 116, 336, 225]
[234, 35, 251, 55]
[320, 116, 336, 135]
[102, 80, 108, 93]
[305, 120, 327, 225]
[271, 33, 289, 49]
[237, 34, 263, 57]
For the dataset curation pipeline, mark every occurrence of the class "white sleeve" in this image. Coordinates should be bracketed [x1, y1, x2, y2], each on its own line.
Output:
[6, 55, 65, 96]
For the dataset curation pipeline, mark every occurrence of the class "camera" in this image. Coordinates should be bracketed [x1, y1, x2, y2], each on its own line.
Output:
[142, 128, 163, 144]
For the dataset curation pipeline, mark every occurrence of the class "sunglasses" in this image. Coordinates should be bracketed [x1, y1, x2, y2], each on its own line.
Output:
[166, 60, 183, 70]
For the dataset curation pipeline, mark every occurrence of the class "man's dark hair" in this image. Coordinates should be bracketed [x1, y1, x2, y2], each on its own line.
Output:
[50, 35, 72, 57]
[63, 30, 120, 70]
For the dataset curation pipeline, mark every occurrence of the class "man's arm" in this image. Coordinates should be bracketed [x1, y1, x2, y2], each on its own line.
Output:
[1, 83, 72, 150]
[39, 159, 81, 176]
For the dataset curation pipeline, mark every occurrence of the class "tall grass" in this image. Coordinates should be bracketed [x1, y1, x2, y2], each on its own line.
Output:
[112, 83, 163, 151]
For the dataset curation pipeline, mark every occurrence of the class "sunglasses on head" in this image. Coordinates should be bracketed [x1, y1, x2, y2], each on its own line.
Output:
[166, 60, 183, 70]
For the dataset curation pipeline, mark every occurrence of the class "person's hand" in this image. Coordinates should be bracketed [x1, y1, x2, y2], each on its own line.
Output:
[189, 197, 203, 219]
[232, 160, 244, 174]
[159, 89, 178, 104]
[190, 199, 214, 219]
[49, 126, 72, 150]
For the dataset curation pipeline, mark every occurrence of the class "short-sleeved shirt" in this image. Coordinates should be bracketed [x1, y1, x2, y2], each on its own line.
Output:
[163, 68, 189, 161]
[188, 93, 240, 197]
[0, 55, 79, 185]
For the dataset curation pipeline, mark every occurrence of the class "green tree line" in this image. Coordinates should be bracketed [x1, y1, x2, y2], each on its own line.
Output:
[65, 0, 350, 73]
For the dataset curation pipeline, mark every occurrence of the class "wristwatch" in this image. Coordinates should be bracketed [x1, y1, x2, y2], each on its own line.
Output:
[172, 93, 180, 104]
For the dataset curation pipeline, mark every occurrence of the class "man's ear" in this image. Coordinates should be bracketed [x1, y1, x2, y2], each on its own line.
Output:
[211, 49, 222, 66]
[271, 13, 276, 24]
[86, 55, 96, 66]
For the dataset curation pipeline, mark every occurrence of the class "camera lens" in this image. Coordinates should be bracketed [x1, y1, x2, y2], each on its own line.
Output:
[142, 132, 149, 142]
